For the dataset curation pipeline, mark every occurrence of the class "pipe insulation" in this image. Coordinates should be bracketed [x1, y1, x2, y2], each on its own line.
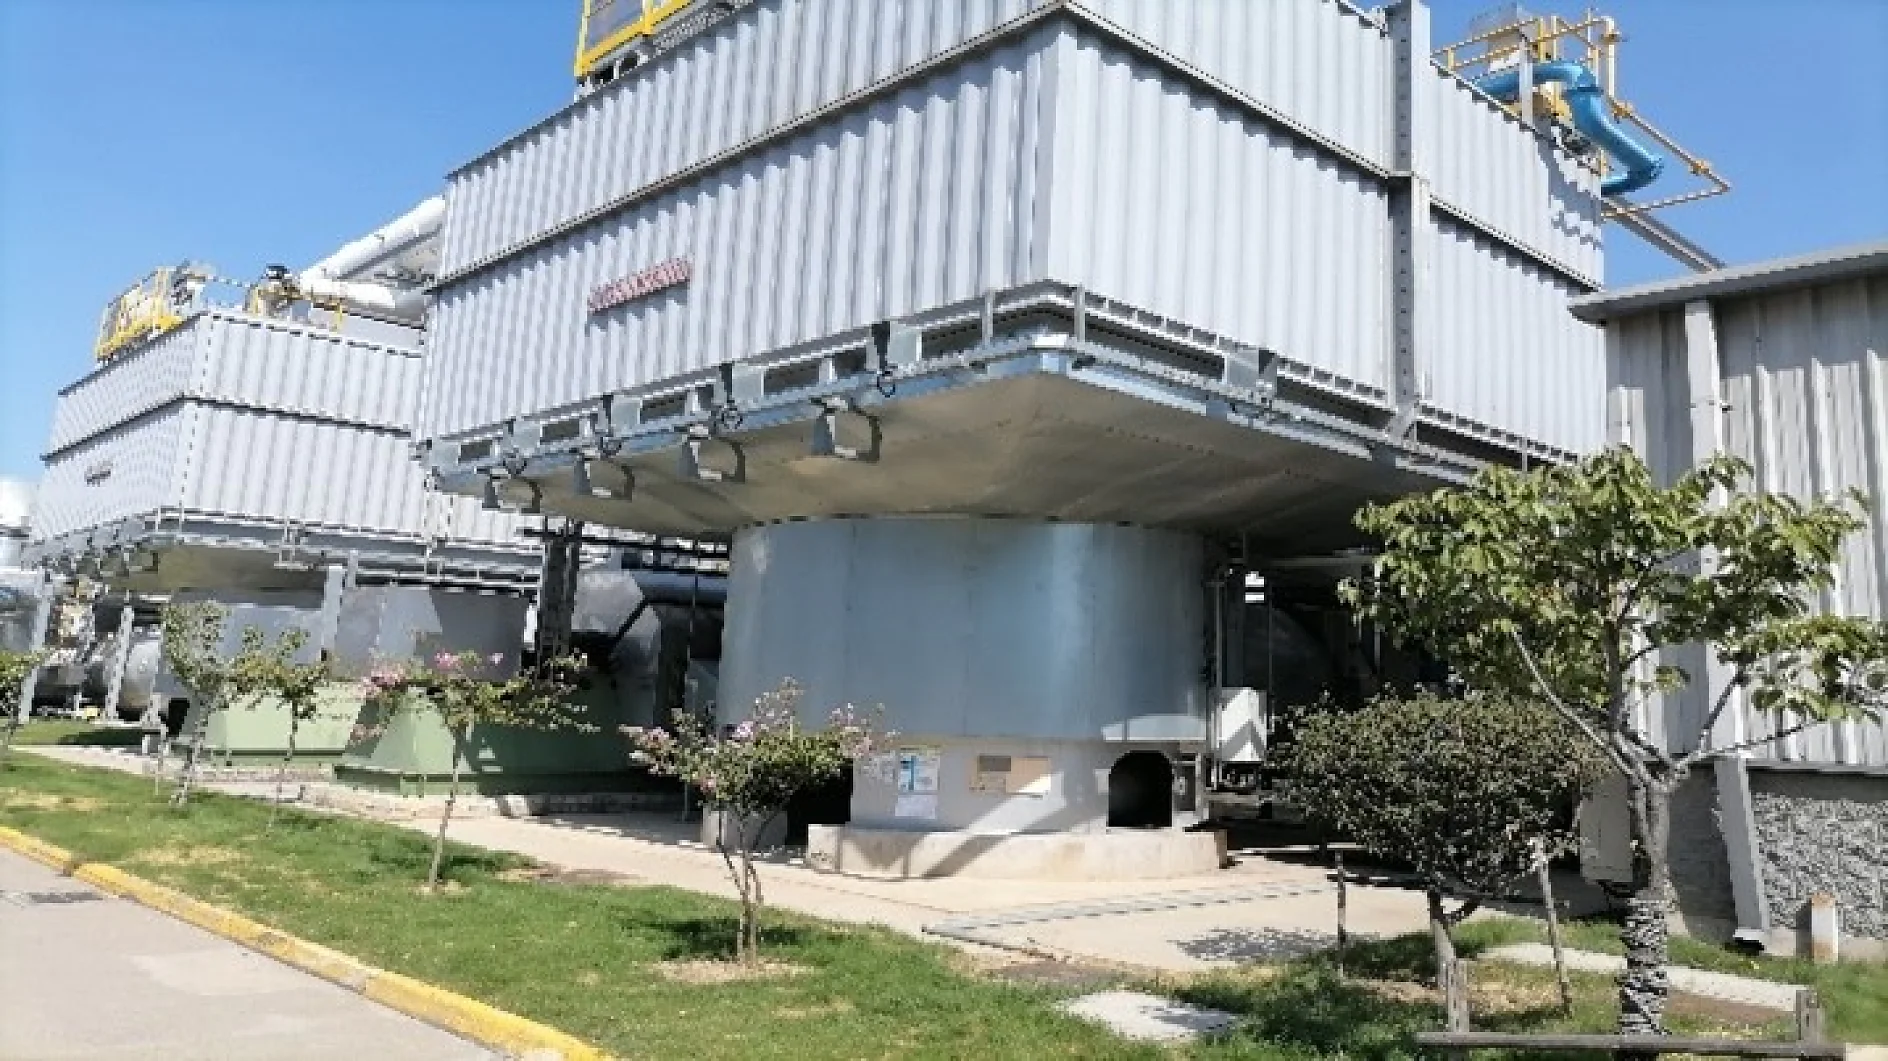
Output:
[301, 196, 446, 283]
[296, 276, 429, 321]
[1474, 61, 1665, 196]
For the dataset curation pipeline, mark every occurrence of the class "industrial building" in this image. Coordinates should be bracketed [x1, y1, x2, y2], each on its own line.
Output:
[403, 0, 1750, 877]
[1577, 240, 1888, 958]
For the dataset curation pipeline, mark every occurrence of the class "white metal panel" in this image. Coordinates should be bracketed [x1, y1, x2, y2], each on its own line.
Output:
[1605, 273, 1888, 766]
[1422, 216, 1605, 454]
[177, 405, 421, 535]
[1071, 0, 1393, 167]
[193, 312, 420, 429]
[424, 30, 1057, 440]
[1044, 26, 1391, 393]
[443, 0, 1049, 274]
[32, 408, 190, 542]
[1425, 63, 1602, 281]
[47, 323, 202, 454]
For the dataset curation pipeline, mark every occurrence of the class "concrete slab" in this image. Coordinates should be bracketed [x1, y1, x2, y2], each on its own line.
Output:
[1482, 942, 1806, 1011]
[1059, 991, 1237, 1042]
[0, 850, 494, 1061]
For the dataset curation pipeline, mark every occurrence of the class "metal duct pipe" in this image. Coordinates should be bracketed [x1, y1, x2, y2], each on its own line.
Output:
[1475, 61, 1665, 196]
[296, 275, 429, 322]
[301, 196, 445, 283]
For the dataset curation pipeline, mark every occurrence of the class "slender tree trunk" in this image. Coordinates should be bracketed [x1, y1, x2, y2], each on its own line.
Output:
[714, 820, 748, 962]
[1535, 839, 1573, 1014]
[1426, 888, 1459, 986]
[425, 725, 468, 891]
[0, 709, 22, 761]
[1618, 774, 1675, 1040]
[268, 712, 301, 828]
[169, 698, 216, 807]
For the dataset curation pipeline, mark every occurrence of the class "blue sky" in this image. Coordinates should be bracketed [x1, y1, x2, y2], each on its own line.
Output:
[3, 0, 1885, 483]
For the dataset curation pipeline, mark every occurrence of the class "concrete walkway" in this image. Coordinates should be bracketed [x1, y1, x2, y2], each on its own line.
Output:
[1482, 942, 1807, 1011]
[0, 849, 493, 1061]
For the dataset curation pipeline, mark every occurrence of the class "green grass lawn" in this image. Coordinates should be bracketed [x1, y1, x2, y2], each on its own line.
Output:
[8, 719, 143, 747]
[1, 752, 1877, 1060]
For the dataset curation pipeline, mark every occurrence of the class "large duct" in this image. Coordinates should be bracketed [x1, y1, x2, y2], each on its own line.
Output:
[287, 196, 446, 324]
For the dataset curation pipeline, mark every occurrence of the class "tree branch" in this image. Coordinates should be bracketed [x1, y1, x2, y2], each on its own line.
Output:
[1695, 720, 1816, 763]
[1509, 627, 1636, 780]
[1679, 664, 1750, 770]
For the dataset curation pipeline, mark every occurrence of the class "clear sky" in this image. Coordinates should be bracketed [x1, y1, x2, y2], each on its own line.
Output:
[3, 0, 1885, 484]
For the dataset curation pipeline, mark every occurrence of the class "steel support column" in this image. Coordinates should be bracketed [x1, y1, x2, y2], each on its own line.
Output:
[1388, 0, 1435, 438]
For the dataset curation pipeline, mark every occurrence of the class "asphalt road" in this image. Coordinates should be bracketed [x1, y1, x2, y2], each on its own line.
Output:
[0, 849, 495, 1061]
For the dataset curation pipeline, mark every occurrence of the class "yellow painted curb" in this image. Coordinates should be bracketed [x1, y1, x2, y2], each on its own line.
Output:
[0, 825, 610, 1061]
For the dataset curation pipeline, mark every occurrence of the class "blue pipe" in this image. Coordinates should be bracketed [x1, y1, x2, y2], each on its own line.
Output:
[1474, 60, 1664, 196]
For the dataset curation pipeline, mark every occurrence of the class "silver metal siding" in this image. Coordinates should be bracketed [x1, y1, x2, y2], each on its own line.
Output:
[193, 312, 419, 429]
[1043, 26, 1391, 393]
[1605, 275, 1888, 767]
[1425, 64, 1602, 280]
[47, 325, 203, 454]
[443, 0, 1048, 275]
[32, 408, 191, 542]
[177, 405, 417, 535]
[1071, 0, 1393, 167]
[1422, 215, 1605, 454]
[424, 31, 1056, 440]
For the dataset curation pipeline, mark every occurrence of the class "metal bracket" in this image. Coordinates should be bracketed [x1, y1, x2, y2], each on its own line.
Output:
[811, 396, 882, 462]
[680, 424, 746, 483]
[573, 457, 635, 501]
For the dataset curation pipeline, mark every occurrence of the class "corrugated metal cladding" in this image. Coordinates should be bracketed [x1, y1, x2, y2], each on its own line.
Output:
[425, 28, 1058, 440]
[442, 0, 1049, 275]
[1424, 64, 1602, 280]
[1422, 215, 1605, 455]
[1607, 272, 1888, 767]
[33, 408, 191, 542]
[424, 0, 1600, 449]
[1043, 26, 1391, 393]
[1073, 0, 1393, 167]
[36, 402, 525, 549]
[49, 312, 420, 455]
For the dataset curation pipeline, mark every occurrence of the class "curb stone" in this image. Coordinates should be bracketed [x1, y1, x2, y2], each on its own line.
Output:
[0, 825, 610, 1061]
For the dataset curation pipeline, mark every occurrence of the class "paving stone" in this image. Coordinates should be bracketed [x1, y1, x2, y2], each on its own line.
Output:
[1059, 991, 1237, 1043]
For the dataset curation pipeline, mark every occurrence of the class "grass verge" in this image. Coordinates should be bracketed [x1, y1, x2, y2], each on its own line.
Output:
[2, 753, 1875, 1060]
[9, 720, 143, 747]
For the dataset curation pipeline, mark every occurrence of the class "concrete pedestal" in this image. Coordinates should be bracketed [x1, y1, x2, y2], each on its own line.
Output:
[805, 825, 1227, 881]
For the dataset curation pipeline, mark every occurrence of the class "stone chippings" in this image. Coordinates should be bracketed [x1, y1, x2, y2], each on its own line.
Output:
[1750, 772, 1888, 940]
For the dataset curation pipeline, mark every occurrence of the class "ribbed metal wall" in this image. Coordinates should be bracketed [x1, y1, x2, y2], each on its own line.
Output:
[33, 408, 191, 542]
[1606, 273, 1888, 766]
[442, 0, 1049, 275]
[1423, 216, 1606, 454]
[49, 324, 201, 454]
[425, 28, 1057, 440]
[1425, 65, 1602, 281]
[35, 312, 530, 552]
[1044, 26, 1391, 393]
[1073, 0, 1393, 167]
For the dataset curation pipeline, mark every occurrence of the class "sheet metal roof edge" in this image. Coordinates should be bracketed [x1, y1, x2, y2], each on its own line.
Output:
[1570, 238, 1888, 323]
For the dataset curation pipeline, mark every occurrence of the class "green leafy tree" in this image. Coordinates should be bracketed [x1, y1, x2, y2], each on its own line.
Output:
[359, 651, 591, 890]
[228, 627, 333, 826]
[623, 679, 887, 965]
[1344, 448, 1888, 1036]
[1286, 691, 1601, 978]
[0, 649, 46, 760]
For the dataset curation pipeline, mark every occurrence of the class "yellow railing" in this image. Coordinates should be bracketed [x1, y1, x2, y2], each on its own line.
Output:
[574, 0, 696, 81]
[1433, 8, 1728, 217]
[93, 268, 189, 362]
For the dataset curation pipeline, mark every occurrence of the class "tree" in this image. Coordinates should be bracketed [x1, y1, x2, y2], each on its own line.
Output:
[160, 604, 331, 808]
[1344, 448, 1888, 1037]
[623, 679, 886, 965]
[227, 627, 332, 826]
[0, 650, 45, 761]
[1285, 691, 1601, 979]
[359, 651, 590, 891]
[159, 603, 239, 806]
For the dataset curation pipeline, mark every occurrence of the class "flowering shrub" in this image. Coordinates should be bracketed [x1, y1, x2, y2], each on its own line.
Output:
[0, 649, 45, 760]
[624, 679, 887, 963]
[359, 650, 592, 889]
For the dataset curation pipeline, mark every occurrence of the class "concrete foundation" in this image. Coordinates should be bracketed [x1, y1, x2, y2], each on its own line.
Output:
[805, 824, 1227, 881]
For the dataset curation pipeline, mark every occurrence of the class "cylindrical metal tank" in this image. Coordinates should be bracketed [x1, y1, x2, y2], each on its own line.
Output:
[721, 518, 1206, 740]
[719, 518, 1206, 835]
[81, 630, 161, 717]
